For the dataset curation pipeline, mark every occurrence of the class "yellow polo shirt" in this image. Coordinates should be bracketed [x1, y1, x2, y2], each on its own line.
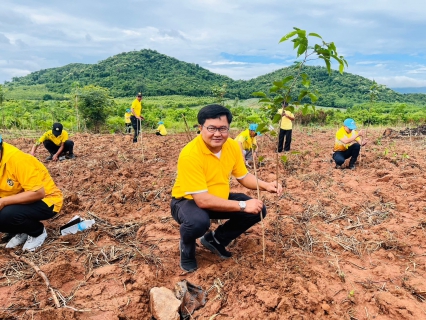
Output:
[0, 143, 63, 212]
[334, 126, 361, 152]
[157, 124, 167, 136]
[277, 108, 294, 130]
[124, 112, 132, 124]
[234, 129, 257, 151]
[131, 99, 142, 117]
[172, 135, 248, 200]
[38, 130, 69, 146]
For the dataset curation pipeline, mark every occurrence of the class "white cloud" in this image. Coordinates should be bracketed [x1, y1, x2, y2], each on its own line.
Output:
[373, 76, 426, 88]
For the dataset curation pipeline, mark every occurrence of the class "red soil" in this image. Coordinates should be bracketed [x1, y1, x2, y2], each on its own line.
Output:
[0, 128, 425, 319]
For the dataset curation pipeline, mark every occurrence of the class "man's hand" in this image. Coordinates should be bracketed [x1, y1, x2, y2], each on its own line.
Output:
[52, 154, 59, 161]
[0, 198, 5, 210]
[263, 181, 283, 196]
[30, 150, 35, 156]
[357, 129, 365, 137]
[245, 199, 264, 214]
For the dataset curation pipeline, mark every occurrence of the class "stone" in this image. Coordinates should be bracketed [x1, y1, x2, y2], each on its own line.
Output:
[149, 287, 181, 320]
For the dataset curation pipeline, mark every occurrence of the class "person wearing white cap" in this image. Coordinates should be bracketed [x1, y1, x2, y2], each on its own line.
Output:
[332, 118, 367, 170]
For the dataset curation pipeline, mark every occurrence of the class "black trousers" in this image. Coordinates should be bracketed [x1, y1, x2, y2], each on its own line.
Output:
[170, 193, 267, 252]
[125, 123, 132, 133]
[333, 143, 361, 166]
[43, 140, 74, 155]
[130, 116, 141, 141]
[278, 129, 292, 152]
[0, 200, 57, 237]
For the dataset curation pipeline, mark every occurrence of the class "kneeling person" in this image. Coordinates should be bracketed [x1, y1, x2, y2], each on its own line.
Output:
[171, 104, 282, 272]
[0, 136, 63, 251]
[31, 123, 75, 161]
[156, 121, 167, 136]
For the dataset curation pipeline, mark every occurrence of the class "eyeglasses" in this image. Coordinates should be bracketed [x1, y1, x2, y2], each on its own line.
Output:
[203, 125, 229, 133]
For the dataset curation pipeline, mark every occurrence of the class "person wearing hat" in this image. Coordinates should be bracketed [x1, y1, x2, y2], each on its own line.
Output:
[124, 108, 132, 134]
[171, 104, 282, 272]
[0, 135, 63, 251]
[30, 123, 75, 161]
[156, 121, 167, 136]
[131, 93, 145, 143]
[277, 102, 295, 152]
[234, 123, 259, 167]
[332, 118, 367, 170]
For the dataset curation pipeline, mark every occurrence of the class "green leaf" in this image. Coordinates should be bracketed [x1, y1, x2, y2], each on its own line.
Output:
[339, 63, 344, 74]
[324, 59, 331, 74]
[258, 156, 265, 162]
[282, 75, 294, 84]
[308, 92, 318, 103]
[252, 91, 267, 97]
[279, 30, 298, 43]
[272, 114, 281, 124]
[273, 80, 283, 88]
[269, 86, 279, 93]
[298, 89, 308, 101]
[280, 155, 288, 164]
[308, 32, 322, 39]
[270, 131, 277, 137]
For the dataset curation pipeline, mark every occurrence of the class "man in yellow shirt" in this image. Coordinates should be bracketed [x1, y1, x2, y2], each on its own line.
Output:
[171, 104, 282, 272]
[124, 108, 132, 134]
[131, 93, 145, 143]
[156, 121, 167, 136]
[234, 123, 258, 166]
[0, 136, 63, 251]
[277, 102, 295, 152]
[30, 123, 75, 161]
[333, 118, 367, 170]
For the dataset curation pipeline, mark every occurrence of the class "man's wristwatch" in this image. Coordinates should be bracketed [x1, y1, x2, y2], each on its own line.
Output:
[239, 201, 246, 212]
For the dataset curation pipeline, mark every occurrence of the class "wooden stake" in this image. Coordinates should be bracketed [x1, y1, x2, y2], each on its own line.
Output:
[252, 150, 265, 264]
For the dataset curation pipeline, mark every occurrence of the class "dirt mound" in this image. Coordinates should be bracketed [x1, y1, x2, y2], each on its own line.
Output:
[1, 129, 425, 319]
[383, 125, 426, 138]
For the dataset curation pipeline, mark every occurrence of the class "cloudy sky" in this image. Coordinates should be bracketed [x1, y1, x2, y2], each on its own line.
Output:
[1, 0, 426, 89]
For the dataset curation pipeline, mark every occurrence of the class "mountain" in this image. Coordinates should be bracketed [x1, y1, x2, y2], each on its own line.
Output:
[391, 87, 426, 94]
[5, 49, 426, 107]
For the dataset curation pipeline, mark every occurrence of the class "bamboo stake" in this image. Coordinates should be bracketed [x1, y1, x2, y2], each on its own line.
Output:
[138, 119, 145, 162]
[9, 251, 61, 308]
[252, 148, 265, 264]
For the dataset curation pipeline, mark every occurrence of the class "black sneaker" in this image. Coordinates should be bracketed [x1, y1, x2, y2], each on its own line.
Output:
[45, 154, 53, 161]
[67, 153, 76, 159]
[349, 164, 356, 170]
[200, 232, 232, 259]
[179, 241, 197, 272]
[335, 165, 343, 169]
[132, 139, 137, 143]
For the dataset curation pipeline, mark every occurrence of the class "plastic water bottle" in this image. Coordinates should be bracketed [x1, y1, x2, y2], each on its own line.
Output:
[61, 219, 95, 235]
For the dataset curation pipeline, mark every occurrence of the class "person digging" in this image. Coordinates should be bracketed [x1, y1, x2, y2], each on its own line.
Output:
[30, 123, 75, 161]
[332, 118, 368, 170]
[234, 123, 260, 168]
[170, 104, 282, 273]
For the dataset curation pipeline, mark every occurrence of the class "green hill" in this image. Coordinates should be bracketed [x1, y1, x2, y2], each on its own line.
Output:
[4, 49, 426, 107]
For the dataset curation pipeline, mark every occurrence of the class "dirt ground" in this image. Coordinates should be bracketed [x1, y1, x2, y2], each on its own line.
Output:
[1, 127, 425, 320]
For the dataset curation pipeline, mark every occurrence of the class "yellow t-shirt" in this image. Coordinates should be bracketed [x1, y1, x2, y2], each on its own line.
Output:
[38, 130, 69, 146]
[0, 143, 63, 212]
[172, 135, 248, 200]
[131, 99, 142, 117]
[157, 124, 167, 136]
[334, 126, 361, 152]
[234, 129, 257, 151]
[277, 108, 294, 130]
[124, 112, 132, 124]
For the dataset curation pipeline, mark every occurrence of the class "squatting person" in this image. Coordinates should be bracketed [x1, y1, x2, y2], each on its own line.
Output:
[156, 121, 167, 136]
[0, 136, 63, 251]
[30, 122, 75, 161]
[125, 108, 132, 134]
[234, 123, 259, 167]
[333, 118, 367, 170]
[170, 104, 282, 272]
